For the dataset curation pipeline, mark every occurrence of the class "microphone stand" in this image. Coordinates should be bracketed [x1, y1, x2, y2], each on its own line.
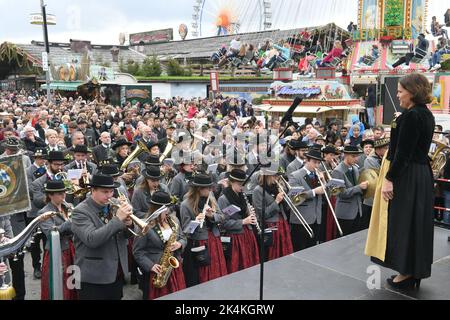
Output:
[243, 121, 293, 301]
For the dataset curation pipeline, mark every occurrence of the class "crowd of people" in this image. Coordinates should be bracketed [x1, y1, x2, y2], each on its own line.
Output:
[0, 86, 399, 300]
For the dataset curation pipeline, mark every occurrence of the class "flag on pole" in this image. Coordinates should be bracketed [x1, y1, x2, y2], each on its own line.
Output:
[0, 155, 31, 217]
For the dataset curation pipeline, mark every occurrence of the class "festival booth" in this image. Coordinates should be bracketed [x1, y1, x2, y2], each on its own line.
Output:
[256, 80, 363, 126]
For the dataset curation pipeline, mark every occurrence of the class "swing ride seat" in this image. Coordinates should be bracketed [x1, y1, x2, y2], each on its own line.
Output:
[329, 57, 342, 67]
[362, 56, 376, 66]
[410, 47, 428, 64]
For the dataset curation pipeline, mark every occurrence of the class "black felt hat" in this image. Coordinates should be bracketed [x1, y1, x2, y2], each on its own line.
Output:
[34, 148, 48, 159]
[360, 139, 375, 149]
[100, 164, 122, 177]
[44, 180, 68, 193]
[144, 155, 163, 167]
[112, 138, 132, 150]
[227, 169, 247, 183]
[288, 139, 309, 150]
[47, 151, 66, 162]
[71, 144, 91, 154]
[322, 145, 338, 155]
[88, 174, 120, 188]
[305, 149, 323, 161]
[143, 166, 162, 180]
[150, 191, 172, 206]
[190, 173, 214, 187]
[343, 146, 364, 154]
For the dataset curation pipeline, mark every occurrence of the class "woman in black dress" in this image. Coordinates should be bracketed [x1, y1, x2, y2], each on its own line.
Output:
[374, 73, 435, 289]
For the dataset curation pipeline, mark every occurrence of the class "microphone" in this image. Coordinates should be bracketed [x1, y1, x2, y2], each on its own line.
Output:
[280, 97, 303, 127]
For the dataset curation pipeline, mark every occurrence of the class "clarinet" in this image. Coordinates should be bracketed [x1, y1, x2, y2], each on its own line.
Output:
[242, 193, 262, 235]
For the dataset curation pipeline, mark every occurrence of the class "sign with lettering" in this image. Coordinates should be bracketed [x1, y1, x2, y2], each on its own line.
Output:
[129, 29, 173, 45]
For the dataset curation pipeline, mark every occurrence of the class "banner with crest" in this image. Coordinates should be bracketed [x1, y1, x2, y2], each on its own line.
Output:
[0, 155, 31, 217]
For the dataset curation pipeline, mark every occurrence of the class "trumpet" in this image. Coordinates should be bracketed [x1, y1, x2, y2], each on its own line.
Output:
[108, 190, 152, 237]
[242, 193, 262, 235]
[275, 180, 314, 238]
[314, 168, 344, 237]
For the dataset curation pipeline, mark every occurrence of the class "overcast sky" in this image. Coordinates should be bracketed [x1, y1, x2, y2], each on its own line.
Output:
[0, 0, 447, 45]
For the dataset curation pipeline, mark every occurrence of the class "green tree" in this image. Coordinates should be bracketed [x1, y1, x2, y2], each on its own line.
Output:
[166, 58, 185, 76]
[141, 56, 162, 77]
[119, 58, 126, 73]
[126, 59, 140, 76]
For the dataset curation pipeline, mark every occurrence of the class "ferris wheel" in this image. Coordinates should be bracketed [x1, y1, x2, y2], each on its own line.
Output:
[191, 0, 272, 38]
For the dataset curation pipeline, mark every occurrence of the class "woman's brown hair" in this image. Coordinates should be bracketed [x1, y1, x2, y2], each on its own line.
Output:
[399, 73, 433, 105]
[186, 186, 217, 217]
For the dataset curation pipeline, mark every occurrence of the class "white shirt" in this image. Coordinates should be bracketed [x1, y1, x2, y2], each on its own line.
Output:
[162, 228, 173, 242]
[230, 39, 241, 51]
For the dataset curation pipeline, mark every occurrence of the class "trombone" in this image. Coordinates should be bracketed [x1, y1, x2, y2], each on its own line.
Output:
[320, 161, 344, 196]
[278, 175, 307, 206]
[275, 180, 314, 239]
[108, 190, 152, 237]
[314, 168, 344, 237]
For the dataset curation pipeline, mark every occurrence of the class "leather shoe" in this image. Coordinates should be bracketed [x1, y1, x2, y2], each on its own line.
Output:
[33, 268, 42, 280]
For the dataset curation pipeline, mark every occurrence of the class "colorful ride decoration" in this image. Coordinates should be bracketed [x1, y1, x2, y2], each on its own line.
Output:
[349, 0, 431, 73]
[355, 0, 429, 42]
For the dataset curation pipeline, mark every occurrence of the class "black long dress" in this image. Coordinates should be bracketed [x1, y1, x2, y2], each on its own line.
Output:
[372, 104, 435, 279]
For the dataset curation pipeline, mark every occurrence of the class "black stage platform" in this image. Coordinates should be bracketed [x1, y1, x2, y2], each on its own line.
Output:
[161, 227, 450, 300]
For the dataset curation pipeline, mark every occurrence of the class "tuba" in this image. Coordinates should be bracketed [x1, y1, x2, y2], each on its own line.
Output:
[153, 217, 180, 289]
[160, 138, 177, 163]
[0, 212, 55, 259]
[120, 140, 150, 171]
[430, 140, 450, 179]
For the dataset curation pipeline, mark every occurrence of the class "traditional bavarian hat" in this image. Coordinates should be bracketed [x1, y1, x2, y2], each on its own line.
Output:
[71, 144, 91, 154]
[143, 166, 162, 180]
[374, 138, 390, 149]
[100, 164, 123, 177]
[190, 173, 214, 187]
[343, 145, 364, 154]
[44, 180, 68, 193]
[87, 174, 120, 189]
[360, 139, 375, 148]
[227, 169, 247, 183]
[112, 138, 132, 150]
[47, 151, 66, 162]
[288, 139, 309, 150]
[3, 137, 21, 149]
[305, 149, 323, 161]
[322, 145, 338, 155]
[150, 191, 172, 206]
[34, 148, 48, 159]
[144, 155, 163, 167]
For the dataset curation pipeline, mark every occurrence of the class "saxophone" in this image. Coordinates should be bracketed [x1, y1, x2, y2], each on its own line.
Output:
[153, 218, 180, 289]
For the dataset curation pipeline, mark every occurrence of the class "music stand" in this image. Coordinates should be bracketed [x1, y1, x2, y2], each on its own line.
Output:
[243, 122, 294, 301]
